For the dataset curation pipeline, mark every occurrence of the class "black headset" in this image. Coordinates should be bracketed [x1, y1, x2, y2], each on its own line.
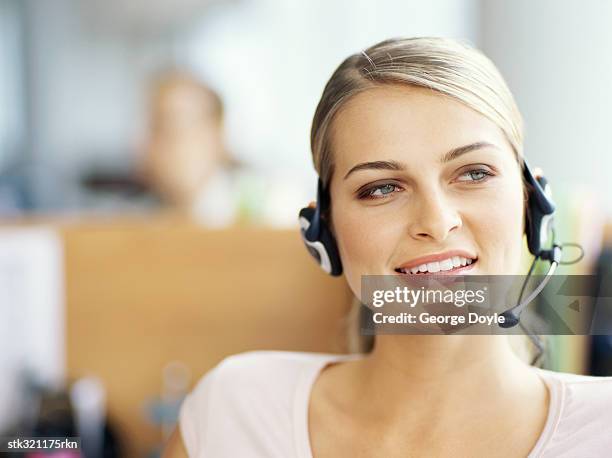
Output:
[299, 159, 558, 277]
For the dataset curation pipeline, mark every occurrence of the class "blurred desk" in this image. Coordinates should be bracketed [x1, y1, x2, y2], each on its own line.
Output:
[3, 214, 353, 456]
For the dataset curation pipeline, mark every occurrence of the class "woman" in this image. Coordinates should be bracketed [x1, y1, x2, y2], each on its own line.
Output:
[164, 37, 612, 457]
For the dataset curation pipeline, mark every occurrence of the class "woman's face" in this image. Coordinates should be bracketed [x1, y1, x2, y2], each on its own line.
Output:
[328, 85, 525, 298]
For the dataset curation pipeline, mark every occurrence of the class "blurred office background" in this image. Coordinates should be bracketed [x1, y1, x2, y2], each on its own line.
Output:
[1, 0, 612, 456]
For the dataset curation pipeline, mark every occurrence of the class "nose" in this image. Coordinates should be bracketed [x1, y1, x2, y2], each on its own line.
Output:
[407, 187, 462, 242]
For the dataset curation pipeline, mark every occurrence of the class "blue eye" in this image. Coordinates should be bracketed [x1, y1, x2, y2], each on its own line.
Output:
[357, 168, 493, 200]
[457, 169, 493, 183]
[359, 183, 402, 199]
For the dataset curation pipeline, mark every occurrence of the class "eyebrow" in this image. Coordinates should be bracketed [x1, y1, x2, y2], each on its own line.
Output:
[343, 141, 499, 180]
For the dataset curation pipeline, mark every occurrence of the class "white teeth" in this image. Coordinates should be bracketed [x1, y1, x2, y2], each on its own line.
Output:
[400, 256, 476, 274]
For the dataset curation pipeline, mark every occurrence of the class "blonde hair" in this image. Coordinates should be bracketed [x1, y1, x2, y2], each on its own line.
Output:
[311, 37, 524, 187]
[310, 37, 535, 359]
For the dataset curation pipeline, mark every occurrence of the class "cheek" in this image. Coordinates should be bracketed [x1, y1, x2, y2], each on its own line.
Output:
[332, 204, 401, 298]
[471, 184, 525, 274]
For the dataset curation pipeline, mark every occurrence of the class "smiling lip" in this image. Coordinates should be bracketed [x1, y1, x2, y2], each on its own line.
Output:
[395, 250, 478, 274]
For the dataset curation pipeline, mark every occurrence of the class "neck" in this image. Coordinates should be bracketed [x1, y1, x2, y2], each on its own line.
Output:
[354, 335, 540, 421]
[368, 334, 524, 377]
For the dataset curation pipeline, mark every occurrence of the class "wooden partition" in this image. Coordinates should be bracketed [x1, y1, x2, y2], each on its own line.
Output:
[59, 216, 352, 456]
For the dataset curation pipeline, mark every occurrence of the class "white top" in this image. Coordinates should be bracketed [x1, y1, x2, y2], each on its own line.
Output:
[179, 350, 612, 457]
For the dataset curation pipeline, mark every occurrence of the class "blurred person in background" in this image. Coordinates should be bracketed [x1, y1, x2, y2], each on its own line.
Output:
[139, 70, 243, 226]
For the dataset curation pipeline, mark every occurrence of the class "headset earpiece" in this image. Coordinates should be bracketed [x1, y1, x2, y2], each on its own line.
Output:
[298, 180, 343, 276]
[523, 160, 556, 257]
